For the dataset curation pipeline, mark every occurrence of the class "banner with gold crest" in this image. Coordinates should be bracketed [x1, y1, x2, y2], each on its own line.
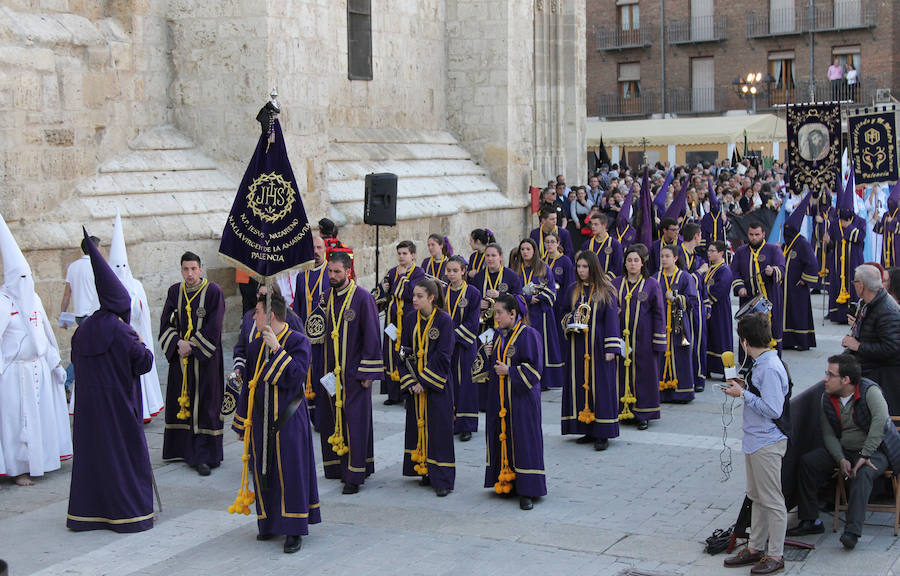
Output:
[218, 114, 314, 280]
[786, 103, 841, 196]
[848, 108, 898, 185]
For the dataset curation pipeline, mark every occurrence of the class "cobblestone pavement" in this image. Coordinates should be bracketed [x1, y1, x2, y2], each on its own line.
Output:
[1, 306, 898, 575]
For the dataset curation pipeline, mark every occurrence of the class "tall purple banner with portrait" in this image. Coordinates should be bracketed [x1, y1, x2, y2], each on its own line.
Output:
[218, 116, 315, 280]
[848, 109, 898, 185]
[786, 102, 841, 195]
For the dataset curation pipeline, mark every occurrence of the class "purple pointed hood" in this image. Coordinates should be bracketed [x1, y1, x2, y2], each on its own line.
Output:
[838, 161, 855, 219]
[663, 176, 689, 220]
[888, 179, 900, 212]
[83, 226, 131, 323]
[784, 187, 811, 237]
[653, 170, 674, 214]
[707, 177, 720, 214]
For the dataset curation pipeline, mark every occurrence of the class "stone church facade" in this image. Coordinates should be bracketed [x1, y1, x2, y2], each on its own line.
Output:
[0, 0, 585, 338]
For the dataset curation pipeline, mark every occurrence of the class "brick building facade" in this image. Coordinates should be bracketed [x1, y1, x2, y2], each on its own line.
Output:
[587, 0, 900, 119]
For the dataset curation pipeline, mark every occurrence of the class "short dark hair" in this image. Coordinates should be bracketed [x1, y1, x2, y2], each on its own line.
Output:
[329, 251, 352, 269]
[181, 251, 202, 267]
[736, 313, 772, 349]
[80, 235, 100, 255]
[748, 222, 765, 233]
[447, 255, 468, 271]
[397, 240, 416, 254]
[257, 291, 287, 322]
[827, 353, 861, 385]
[682, 223, 700, 241]
[708, 240, 727, 253]
[590, 212, 609, 226]
[539, 206, 557, 221]
[660, 217, 678, 231]
[318, 218, 338, 237]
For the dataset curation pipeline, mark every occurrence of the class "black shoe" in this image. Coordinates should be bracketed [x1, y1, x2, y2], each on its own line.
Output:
[435, 487, 450, 497]
[694, 384, 705, 393]
[786, 519, 824, 536]
[637, 420, 649, 430]
[519, 497, 533, 510]
[460, 431, 472, 442]
[196, 463, 211, 476]
[256, 533, 274, 541]
[575, 435, 594, 444]
[840, 532, 858, 549]
[383, 398, 399, 406]
[342, 482, 359, 494]
[284, 535, 302, 554]
[419, 475, 431, 487]
[594, 438, 609, 451]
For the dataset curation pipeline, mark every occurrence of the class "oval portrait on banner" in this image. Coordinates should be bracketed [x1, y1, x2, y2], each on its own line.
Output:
[798, 123, 830, 162]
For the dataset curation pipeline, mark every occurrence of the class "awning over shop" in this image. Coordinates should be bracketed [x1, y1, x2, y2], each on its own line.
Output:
[586, 114, 787, 147]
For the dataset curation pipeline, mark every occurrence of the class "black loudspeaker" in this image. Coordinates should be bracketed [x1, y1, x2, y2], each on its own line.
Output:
[364, 172, 398, 226]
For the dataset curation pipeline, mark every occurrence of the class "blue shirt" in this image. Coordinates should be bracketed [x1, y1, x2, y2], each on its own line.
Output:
[741, 349, 788, 454]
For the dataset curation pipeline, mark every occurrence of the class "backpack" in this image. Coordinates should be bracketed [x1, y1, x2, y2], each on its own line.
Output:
[746, 357, 793, 441]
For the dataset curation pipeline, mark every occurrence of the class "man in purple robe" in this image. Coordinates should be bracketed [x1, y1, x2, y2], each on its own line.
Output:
[232, 292, 320, 553]
[809, 187, 833, 292]
[730, 223, 785, 357]
[875, 181, 900, 269]
[67, 229, 155, 533]
[158, 251, 225, 476]
[680, 223, 709, 392]
[292, 236, 329, 427]
[826, 209, 866, 324]
[530, 207, 574, 259]
[656, 248, 698, 403]
[381, 241, 426, 405]
[584, 213, 623, 280]
[700, 178, 727, 252]
[782, 193, 819, 350]
[649, 218, 682, 276]
[705, 241, 734, 379]
[317, 252, 384, 494]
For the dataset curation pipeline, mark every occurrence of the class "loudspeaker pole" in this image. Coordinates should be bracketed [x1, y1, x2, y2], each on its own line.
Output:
[374, 225, 380, 287]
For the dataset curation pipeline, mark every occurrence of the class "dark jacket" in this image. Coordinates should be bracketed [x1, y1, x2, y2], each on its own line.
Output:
[851, 289, 900, 414]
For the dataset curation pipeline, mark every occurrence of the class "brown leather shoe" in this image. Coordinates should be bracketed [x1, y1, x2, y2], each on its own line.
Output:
[750, 556, 784, 574]
[723, 548, 764, 567]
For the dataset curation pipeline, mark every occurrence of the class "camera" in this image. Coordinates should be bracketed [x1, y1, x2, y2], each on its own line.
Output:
[848, 301, 859, 318]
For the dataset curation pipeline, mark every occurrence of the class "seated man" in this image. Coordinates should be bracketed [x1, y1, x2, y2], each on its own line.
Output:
[788, 354, 900, 549]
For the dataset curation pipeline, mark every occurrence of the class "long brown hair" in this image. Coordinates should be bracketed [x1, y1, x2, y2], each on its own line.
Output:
[571, 250, 614, 307]
[510, 238, 547, 282]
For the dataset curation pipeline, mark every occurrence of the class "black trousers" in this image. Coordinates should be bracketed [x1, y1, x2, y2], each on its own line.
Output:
[797, 446, 888, 536]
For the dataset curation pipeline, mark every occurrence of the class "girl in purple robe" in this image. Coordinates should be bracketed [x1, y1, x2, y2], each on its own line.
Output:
[613, 244, 666, 429]
[512, 238, 562, 389]
[543, 232, 575, 388]
[398, 280, 456, 496]
[445, 256, 482, 440]
[704, 241, 734, 378]
[421, 233, 452, 283]
[484, 294, 546, 511]
[655, 245, 697, 404]
[560, 250, 622, 450]
[467, 228, 494, 279]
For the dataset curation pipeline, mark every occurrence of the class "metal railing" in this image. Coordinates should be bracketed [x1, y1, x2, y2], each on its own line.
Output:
[597, 91, 659, 118]
[747, 1, 876, 37]
[759, 77, 881, 107]
[746, 7, 803, 37]
[668, 14, 727, 44]
[668, 86, 729, 114]
[595, 25, 656, 51]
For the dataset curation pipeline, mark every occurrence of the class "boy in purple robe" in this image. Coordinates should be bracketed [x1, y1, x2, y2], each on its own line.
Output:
[484, 295, 546, 511]
[380, 240, 426, 405]
[232, 292, 320, 553]
[655, 246, 697, 403]
[782, 192, 819, 350]
[826, 177, 866, 324]
[584, 213, 623, 280]
[398, 279, 456, 496]
[705, 241, 734, 378]
[158, 252, 225, 476]
[649, 218, 683, 276]
[875, 181, 900, 268]
[445, 256, 482, 439]
[730, 223, 785, 356]
[317, 253, 384, 494]
[530, 207, 574, 259]
[67, 228, 155, 533]
[613, 244, 666, 429]
[681, 223, 709, 392]
[561, 251, 622, 449]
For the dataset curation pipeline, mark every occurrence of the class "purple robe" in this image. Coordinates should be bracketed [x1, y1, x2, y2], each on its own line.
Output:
[584, 235, 623, 280]
[317, 283, 384, 485]
[158, 280, 225, 468]
[67, 311, 154, 533]
[546, 254, 575, 370]
[654, 269, 697, 403]
[484, 323, 546, 498]
[468, 250, 486, 278]
[613, 276, 666, 422]
[704, 262, 734, 377]
[472, 266, 522, 409]
[231, 327, 321, 536]
[381, 264, 426, 402]
[826, 216, 865, 323]
[447, 283, 481, 433]
[421, 256, 449, 282]
[560, 284, 623, 438]
[875, 208, 900, 268]
[293, 263, 328, 429]
[809, 195, 832, 290]
[782, 232, 819, 349]
[399, 310, 456, 490]
[681, 246, 708, 390]
[729, 242, 785, 352]
[615, 223, 637, 252]
[530, 226, 575, 260]
[519, 263, 562, 389]
[648, 238, 682, 276]
[700, 211, 727, 250]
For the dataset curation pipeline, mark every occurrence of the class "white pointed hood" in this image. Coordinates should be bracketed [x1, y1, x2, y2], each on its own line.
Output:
[0, 212, 47, 354]
[109, 209, 134, 285]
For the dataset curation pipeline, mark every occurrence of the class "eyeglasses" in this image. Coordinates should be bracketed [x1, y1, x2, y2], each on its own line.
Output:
[825, 371, 840, 379]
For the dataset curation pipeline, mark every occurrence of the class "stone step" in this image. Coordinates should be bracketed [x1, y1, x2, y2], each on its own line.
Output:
[330, 126, 458, 145]
[333, 190, 513, 225]
[330, 174, 498, 203]
[327, 158, 491, 182]
[328, 141, 471, 162]
[129, 124, 197, 151]
[81, 190, 235, 219]
[98, 149, 219, 173]
[76, 170, 236, 196]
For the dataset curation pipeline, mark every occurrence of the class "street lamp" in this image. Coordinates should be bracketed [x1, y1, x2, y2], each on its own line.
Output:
[733, 72, 774, 113]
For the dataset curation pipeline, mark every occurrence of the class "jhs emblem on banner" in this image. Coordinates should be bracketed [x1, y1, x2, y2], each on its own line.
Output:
[247, 173, 296, 223]
[849, 110, 898, 185]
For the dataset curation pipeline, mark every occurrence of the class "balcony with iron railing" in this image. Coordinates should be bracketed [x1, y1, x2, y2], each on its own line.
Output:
[761, 76, 882, 107]
[597, 87, 730, 119]
[597, 91, 659, 118]
[668, 15, 728, 44]
[747, 0, 876, 38]
[596, 25, 657, 51]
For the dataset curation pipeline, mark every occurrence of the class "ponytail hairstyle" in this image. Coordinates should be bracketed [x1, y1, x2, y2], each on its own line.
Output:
[428, 233, 453, 257]
[495, 293, 529, 326]
[447, 254, 468, 272]
[470, 228, 496, 248]
[416, 278, 445, 311]
[660, 244, 683, 269]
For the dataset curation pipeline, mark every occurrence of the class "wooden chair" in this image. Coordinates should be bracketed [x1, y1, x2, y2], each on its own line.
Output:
[833, 416, 900, 536]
